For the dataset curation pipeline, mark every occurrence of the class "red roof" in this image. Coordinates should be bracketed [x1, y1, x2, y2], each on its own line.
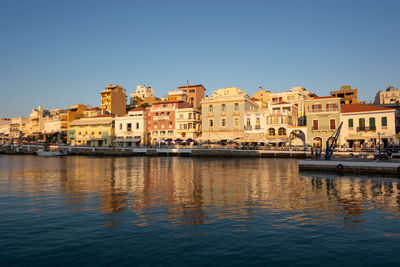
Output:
[250, 97, 259, 101]
[88, 107, 101, 111]
[130, 107, 146, 112]
[89, 114, 115, 118]
[312, 96, 336, 100]
[153, 100, 186, 105]
[341, 103, 394, 113]
[178, 84, 205, 89]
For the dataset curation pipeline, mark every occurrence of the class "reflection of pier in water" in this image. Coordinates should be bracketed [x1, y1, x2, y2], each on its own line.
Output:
[2, 156, 400, 227]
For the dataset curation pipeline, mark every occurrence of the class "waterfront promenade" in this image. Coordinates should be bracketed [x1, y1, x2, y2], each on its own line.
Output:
[0, 144, 370, 158]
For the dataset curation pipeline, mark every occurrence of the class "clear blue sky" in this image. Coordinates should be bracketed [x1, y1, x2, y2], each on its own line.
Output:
[1, 0, 399, 117]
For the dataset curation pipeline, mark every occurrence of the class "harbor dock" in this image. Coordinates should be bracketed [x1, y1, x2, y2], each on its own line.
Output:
[298, 159, 400, 175]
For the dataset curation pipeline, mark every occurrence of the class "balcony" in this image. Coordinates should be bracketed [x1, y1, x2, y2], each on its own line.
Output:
[154, 116, 170, 121]
[357, 126, 376, 132]
[312, 126, 335, 131]
[244, 126, 252, 130]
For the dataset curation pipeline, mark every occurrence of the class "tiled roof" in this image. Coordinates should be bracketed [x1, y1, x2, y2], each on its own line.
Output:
[250, 97, 259, 101]
[341, 103, 394, 113]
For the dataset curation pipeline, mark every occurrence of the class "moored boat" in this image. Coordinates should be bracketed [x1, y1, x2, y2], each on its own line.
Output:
[36, 150, 68, 157]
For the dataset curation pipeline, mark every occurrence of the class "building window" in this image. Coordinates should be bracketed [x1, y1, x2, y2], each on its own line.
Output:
[348, 119, 353, 128]
[209, 120, 213, 127]
[311, 104, 322, 111]
[234, 103, 239, 111]
[127, 123, 132, 131]
[359, 118, 365, 128]
[313, 120, 318, 130]
[330, 119, 336, 130]
[234, 118, 239, 127]
[222, 104, 225, 112]
[381, 117, 387, 127]
[189, 89, 195, 93]
[136, 123, 139, 129]
[222, 119, 226, 127]
[369, 117, 375, 128]
[119, 123, 122, 130]
[326, 103, 337, 111]
[278, 127, 286, 136]
[268, 116, 274, 124]
[209, 105, 213, 112]
[169, 122, 172, 128]
[268, 128, 275, 136]
[188, 113, 192, 119]
[246, 118, 251, 127]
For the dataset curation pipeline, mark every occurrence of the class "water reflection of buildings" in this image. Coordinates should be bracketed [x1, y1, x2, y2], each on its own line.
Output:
[3, 156, 400, 228]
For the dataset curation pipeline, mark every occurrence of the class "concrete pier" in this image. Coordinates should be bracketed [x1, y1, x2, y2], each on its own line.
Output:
[298, 159, 400, 175]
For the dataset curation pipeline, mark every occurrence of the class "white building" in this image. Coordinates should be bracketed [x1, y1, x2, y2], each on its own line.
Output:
[340, 103, 396, 148]
[114, 107, 147, 147]
[244, 101, 304, 145]
[0, 118, 11, 144]
[176, 108, 202, 140]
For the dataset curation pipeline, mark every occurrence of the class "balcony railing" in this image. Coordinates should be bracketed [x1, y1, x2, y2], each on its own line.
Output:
[154, 116, 170, 120]
[357, 126, 376, 132]
[244, 126, 252, 130]
[312, 126, 335, 131]
[308, 108, 339, 113]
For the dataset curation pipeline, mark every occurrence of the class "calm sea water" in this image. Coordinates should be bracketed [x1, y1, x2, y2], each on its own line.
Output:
[0, 155, 400, 266]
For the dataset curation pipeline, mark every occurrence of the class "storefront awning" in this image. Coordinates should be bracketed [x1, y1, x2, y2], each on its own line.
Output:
[114, 137, 141, 142]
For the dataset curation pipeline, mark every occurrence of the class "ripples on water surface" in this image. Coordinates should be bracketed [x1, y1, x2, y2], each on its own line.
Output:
[0, 155, 400, 266]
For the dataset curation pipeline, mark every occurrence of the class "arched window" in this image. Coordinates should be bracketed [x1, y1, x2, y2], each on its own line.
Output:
[268, 128, 275, 136]
[278, 127, 286, 136]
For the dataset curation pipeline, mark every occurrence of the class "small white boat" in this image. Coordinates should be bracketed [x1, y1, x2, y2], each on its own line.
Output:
[36, 150, 68, 157]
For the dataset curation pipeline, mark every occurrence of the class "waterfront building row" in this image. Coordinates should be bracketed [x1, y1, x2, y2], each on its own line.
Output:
[1, 83, 399, 149]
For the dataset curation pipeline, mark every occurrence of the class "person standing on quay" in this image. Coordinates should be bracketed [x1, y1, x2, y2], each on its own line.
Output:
[311, 146, 314, 159]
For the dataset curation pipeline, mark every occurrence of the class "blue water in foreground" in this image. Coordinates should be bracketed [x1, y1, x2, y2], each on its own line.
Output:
[0, 155, 400, 266]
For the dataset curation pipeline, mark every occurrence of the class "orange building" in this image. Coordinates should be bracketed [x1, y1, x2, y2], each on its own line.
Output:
[330, 85, 359, 105]
[177, 83, 206, 110]
[100, 84, 126, 116]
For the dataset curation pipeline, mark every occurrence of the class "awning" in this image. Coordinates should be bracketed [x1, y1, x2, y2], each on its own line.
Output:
[90, 138, 106, 141]
[114, 137, 141, 142]
[291, 138, 304, 145]
[262, 138, 287, 143]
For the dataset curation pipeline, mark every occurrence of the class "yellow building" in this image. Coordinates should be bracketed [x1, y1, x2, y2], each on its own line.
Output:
[255, 87, 313, 126]
[68, 115, 115, 147]
[201, 87, 258, 141]
[101, 84, 126, 116]
[167, 90, 188, 102]
[66, 104, 88, 140]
